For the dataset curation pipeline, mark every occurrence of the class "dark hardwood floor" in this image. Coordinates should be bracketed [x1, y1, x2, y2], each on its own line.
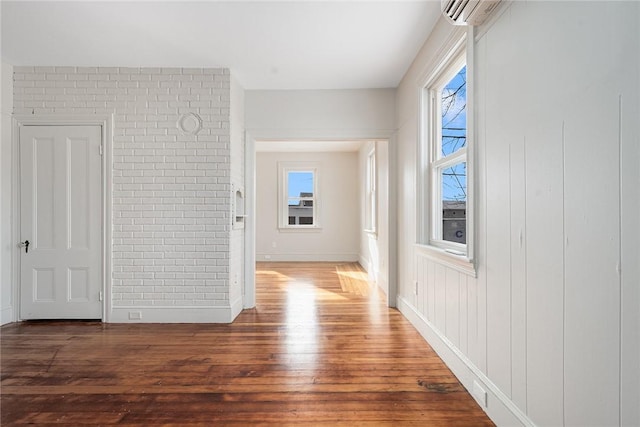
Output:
[1, 262, 494, 426]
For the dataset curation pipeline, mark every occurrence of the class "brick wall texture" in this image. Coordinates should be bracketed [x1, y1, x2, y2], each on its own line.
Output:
[13, 66, 232, 309]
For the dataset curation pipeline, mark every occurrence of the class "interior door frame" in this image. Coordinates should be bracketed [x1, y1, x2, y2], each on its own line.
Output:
[244, 129, 398, 309]
[12, 115, 113, 322]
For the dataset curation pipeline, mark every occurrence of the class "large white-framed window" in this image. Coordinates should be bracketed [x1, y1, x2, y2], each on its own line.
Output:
[364, 147, 377, 234]
[418, 32, 475, 275]
[430, 54, 467, 248]
[278, 162, 320, 229]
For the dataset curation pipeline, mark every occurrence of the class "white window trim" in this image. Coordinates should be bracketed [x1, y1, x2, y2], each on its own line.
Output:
[278, 161, 321, 230]
[417, 29, 476, 276]
[427, 47, 467, 252]
[364, 146, 377, 235]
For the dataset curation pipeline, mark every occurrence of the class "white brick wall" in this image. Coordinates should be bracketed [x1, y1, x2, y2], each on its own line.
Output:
[14, 66, 236, 318]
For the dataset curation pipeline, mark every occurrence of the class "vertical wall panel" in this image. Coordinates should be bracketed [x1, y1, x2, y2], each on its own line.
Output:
[420, 257, 429, 320]
[483, 17, 516, 396]
[466, 273, 479, 366]
[434, 262, 446, 332]
[484, 142, 512, 396]
[563, 90, 620, 427]
[620, 6, 640, 423]
[552, 4, 625, 425]
[509, 139, 527, 410]
[459, 274, 468, 355]
[445, 268, 460, 348]
[426, 258, 436, 322]
[525, 123, 564, 426]
[514, 3, 566, 425]
[471, 35, 488, 374]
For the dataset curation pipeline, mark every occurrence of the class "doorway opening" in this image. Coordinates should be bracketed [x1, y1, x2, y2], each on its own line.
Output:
[244, 138, 396, 310]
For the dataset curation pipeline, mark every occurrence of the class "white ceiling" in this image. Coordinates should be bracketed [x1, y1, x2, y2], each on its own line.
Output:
[0, 1, 442, 90]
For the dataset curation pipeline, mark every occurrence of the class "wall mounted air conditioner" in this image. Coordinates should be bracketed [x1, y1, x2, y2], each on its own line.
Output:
[441, 0, 501, 26]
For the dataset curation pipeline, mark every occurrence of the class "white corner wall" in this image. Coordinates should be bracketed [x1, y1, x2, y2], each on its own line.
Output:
[358, 141, 390, 297]
[229, 75, 245, 318]
[256, 151, 359, 262]
[396, 2, 639, 426]
[1, 61, 14, 325]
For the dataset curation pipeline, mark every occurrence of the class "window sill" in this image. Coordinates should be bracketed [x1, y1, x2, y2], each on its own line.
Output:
[278, 226, 323, 233]
[415, 243, 476, 277]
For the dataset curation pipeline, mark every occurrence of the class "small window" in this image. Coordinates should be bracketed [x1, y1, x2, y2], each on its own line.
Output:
[278, 163, 320, 229]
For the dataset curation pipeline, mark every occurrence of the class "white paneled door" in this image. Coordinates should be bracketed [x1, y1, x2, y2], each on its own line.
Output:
[20, 125, 103, 319]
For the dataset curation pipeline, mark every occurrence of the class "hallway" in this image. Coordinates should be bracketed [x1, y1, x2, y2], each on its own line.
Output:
[1, 262, 493, 425]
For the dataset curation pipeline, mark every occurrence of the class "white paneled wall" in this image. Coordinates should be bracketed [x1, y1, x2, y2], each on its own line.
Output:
[13, 66, 243, 322]
[397, 2, 639, 426]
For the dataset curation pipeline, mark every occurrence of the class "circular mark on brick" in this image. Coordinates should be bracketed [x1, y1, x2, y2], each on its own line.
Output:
[177, 112, 203, 135]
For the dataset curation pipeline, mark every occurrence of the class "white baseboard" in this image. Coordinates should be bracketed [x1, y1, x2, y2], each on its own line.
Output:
[397, 296, 535, 427]
[359, 254, 382, 284]
[110, 304, 241, 323]
[358, 255, 370, 272]
[230, 296, 243, 321]
[1, 306, 14, 325]
[256, 253, 359, 262]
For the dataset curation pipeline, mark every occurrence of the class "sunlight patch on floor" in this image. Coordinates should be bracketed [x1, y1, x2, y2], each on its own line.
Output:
[335, 263, 375, 297]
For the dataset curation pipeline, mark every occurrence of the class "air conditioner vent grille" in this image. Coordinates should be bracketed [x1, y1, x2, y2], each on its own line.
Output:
[444, 0, 471, 21]
[441, 0, 500, 26]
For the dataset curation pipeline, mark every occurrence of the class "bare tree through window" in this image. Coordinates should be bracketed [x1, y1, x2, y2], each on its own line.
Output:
[441, 65, 467, 203]
[437, 64, 467, 244]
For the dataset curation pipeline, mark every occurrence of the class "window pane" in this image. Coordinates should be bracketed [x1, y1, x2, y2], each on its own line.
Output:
[442, 162, 466, 244]
[441, 65, 466, 157]
[287, 171, 314, 198]
[288, 198, 314, 226]
[287, 171, 314, 226]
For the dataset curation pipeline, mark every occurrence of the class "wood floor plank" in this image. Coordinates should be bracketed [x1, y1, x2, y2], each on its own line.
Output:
[1, 262, 493, 425]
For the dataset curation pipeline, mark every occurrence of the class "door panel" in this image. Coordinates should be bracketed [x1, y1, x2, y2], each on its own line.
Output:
[34, 137, 55, 249]
[20, 125, 102, 319]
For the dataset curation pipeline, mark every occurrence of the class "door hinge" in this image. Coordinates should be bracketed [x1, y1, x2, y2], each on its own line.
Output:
[99, 144, 103, 156]
[99, 291, 104, 302]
